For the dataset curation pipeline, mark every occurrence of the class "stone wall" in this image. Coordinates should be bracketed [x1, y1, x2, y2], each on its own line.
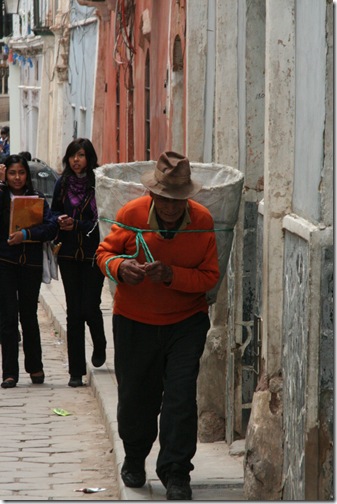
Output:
[243, 374, 283, 500]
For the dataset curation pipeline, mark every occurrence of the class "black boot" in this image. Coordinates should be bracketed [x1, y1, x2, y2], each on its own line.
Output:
[166, 477, 192, 500]
[91, 347, 106, 367]
[121, 457, 146, 488]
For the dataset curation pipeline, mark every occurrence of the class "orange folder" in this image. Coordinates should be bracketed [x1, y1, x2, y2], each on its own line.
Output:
[9, 196, 44, 236]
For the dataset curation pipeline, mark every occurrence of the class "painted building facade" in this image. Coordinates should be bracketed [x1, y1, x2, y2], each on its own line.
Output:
[98, 0, 187, 164]
[5, 0, 101, 170]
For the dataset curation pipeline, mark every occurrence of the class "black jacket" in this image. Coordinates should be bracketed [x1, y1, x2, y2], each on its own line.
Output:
[51, 177, 100, 261]
[0, 184, 58, 267]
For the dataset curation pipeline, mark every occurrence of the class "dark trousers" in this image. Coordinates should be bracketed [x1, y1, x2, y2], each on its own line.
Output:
[0, 263, 43, 382]
[58, 259, 106, 377]
[113, 311, 209, 483]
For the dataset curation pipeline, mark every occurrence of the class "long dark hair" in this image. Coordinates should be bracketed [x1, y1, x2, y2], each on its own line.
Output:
[5, 154, 35, 194]
[61, 137, 98, 187]
[57, 138, 99, 203]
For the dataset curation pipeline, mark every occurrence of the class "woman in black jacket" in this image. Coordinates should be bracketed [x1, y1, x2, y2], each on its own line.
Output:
[0, 155, 57, 388]
[51, 138, 107, 387]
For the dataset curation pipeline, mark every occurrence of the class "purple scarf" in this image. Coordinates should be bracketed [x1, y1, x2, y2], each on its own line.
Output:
[67, 175, 97, 220]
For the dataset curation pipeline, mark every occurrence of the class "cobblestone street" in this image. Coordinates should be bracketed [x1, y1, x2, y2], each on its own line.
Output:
[0, 302, 119, 501]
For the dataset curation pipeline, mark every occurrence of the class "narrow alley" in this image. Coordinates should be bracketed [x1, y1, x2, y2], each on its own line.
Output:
[0, 0, 333, 500]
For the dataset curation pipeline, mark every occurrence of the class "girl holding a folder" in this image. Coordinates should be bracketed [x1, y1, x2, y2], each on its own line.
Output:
[0, 154, 57, 388]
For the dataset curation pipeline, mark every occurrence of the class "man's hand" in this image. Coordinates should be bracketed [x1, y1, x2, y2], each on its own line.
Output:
[144, 261, 173, 284]
[7, 231, 24, 245]
[118, 259, 146, 285]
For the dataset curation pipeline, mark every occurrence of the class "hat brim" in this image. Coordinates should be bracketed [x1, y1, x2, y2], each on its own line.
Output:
[140, 171, 202, 200]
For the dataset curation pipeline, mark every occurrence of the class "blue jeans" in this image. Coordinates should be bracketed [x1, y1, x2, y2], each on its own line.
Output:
[0, 262, 43, 382]
[113, 311, 210, 483]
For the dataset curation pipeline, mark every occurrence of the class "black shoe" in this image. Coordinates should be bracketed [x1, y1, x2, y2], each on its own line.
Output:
[1, 377, 16, 389]
[166, 477, 192, 500]
[121, 458, 146, 488]
[30, 371, 45, 384]
[91, 348, 106, 368]
[68, 376, 84, 387]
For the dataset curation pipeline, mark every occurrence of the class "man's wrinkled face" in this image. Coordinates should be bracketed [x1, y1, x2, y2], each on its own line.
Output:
[151, 193, 187, 230]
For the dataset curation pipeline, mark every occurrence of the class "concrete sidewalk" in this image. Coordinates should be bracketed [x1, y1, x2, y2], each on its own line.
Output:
[39, 278, 245, 501]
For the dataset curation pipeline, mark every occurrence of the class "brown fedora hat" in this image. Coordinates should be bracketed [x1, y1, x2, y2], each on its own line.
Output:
[140, 151, 202, 200]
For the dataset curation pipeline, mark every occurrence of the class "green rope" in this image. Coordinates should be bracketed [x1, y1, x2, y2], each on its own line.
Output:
[99, 217, 233, 284]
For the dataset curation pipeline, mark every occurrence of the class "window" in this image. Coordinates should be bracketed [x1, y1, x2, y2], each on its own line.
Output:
[173, 35, 183, 71]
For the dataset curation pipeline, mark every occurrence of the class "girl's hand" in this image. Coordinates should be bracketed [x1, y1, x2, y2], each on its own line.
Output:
[58, 214, 74, 231]
[7, 231, 24, 245]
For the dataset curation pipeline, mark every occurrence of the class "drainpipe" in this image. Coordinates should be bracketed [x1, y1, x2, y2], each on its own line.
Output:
[203, 0, 215, 163]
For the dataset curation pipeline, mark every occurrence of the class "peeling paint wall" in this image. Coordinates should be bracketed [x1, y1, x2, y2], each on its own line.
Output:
[246, 0, 333, 498]
[318, 245, 333, 499]
[185, 0, 208, 162]
[282, 232, 309, 499]
[293, 1, 326, 223]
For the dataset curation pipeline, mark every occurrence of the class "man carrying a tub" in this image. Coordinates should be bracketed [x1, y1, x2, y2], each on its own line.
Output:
[96, 151, 219, 501]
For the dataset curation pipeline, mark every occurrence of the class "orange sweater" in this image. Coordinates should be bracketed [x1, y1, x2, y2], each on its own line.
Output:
[96, 195, 220, 325]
